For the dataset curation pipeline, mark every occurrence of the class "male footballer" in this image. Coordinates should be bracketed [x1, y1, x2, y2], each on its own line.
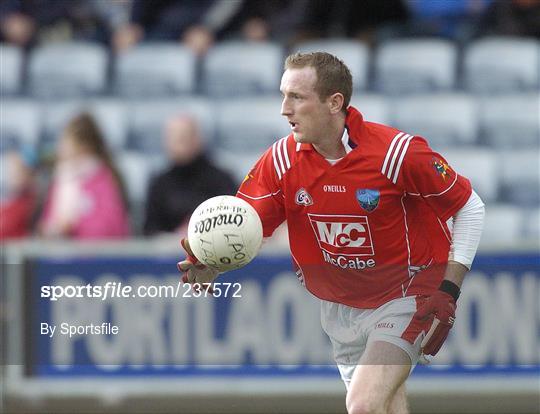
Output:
[179, 52, 485, 414]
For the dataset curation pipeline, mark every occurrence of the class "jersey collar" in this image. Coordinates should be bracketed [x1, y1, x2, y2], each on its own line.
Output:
[295, 106, 364, 152]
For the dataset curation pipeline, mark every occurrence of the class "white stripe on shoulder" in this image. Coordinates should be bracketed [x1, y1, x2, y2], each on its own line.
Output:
[272, 137, 293, 180]
[281, 137, 291, 169]
[391, 134, 414, 184]
[271, 141, 282, 179]
[385, 134, 409, 180]
[381, 132, 404, 174]
[381, 132, 414, 184]
[237, 189, 281, 200]
[276, 138, 286, 174]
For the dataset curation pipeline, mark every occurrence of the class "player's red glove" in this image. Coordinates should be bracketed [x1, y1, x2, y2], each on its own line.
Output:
[415, 280, 460, 356]
[177, 238, 220, 290]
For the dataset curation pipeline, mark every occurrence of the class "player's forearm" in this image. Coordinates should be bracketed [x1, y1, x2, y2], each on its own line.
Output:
[442, 260, 469, 288]
[448, 190, 485, 270]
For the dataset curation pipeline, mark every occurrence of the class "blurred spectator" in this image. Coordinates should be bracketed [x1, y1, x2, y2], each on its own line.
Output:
[143, 115, 236, 236]
[298, 0, 408, 43]
[39, 113, 130, 239]
[0, 0, 110, 47]
[397, 0, 491, 41]
[0, 148, 38, 240]
[477, 0, 540, 38]
[217, 0, 308, 44]
[90, 0, 133, 44]
[113, 0, 243, 55]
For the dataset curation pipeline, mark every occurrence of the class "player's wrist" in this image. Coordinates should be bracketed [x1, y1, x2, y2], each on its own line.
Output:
[438, 279, 460, 302]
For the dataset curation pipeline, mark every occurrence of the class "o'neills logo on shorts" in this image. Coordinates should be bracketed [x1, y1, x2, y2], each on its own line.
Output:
[308, 214, 376, 269]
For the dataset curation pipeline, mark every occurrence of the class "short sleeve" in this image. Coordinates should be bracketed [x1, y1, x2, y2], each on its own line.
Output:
[398, 137, 472, 221]
[236, 148, 286, 237]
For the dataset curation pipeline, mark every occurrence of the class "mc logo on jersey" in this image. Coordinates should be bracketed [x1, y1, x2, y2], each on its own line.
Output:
[308, 214, 374, 256]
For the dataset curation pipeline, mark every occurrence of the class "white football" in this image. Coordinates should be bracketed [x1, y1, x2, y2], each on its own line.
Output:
[187, 195, 263, 272]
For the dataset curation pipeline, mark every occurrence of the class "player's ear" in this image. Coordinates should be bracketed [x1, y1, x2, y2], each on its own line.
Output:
[328, 93, 344, 115]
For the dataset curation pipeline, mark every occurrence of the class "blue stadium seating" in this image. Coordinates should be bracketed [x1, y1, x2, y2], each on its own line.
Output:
[0, 99, 41, 152]
[114, 43, 196, 97]
[479, 93, 540, 148]
[127, 98, 215, 155]
[442, 149, 499, 203]
[203, 41, 283, 96]
[498, 150, 540, 206]
[116, 150, 154, 207]
[295, 39, 370, 91]
[480, 204, 524, 246]
[392, 93, 478, 148]
[28, 42, 107, 98]
[464, 37, 540, 94]
[375, 39, 458, 94]
[215, 96, 290, 153]
[0, 45, 23, 95]
[350, 95, 391, 125]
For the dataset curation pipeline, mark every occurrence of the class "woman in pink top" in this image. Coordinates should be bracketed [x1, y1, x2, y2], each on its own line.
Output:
[40, 113, 130, 239]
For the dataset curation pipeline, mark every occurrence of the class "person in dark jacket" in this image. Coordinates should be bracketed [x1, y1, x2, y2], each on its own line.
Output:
[143, 115, 237, 236]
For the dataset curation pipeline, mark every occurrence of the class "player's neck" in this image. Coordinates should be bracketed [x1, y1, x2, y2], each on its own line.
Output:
[312, 124, 346, 160]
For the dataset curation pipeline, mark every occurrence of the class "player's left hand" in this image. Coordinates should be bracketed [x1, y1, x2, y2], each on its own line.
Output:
[414, 280, 460, 355]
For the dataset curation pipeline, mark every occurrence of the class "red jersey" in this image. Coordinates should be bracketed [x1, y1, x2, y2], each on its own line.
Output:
[237, 107, 472, 308]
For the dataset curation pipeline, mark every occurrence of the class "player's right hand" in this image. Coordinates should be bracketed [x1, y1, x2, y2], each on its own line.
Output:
[177, 238, 220, 285]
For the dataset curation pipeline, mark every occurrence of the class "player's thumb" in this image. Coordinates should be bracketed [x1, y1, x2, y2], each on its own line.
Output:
[181, 238, 194, 256]
[177, 260, 194, 272]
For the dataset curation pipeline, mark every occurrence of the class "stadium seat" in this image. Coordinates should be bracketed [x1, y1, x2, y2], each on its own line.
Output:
[480, 204, 524, 247]
[127, 98, 215, 154]
[392, 94, 478, 149]
[114, 43, 196, 97]
[0, 100, 41, 152]
[215, 97, 290, 154]
[464, 37, 540, 94]
[375, 39, 457, 94]
[295, 39, 369, 90]
[479, 93, 540, 149]
[203, 42, 283, 96]
[28, 42, 107, 98]
[498, 150, 540, 206]
[40, 100, 128, 155]
[522, 208, 540, 244]
[0, 45, 23, 95]
[442, 149, 498, 203]
[0, 152, 9, 194]
[350, 95, 391, 125]
[116, 150, 153, 204]
[87, 99, 129, 152]
[214, 150, 261, 185]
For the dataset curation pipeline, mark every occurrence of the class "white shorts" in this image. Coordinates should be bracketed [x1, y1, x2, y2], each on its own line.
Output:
[320, 296, 428, 388]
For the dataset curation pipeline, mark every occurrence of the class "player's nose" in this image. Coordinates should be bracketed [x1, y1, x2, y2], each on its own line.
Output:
[281, 97, 292, 116]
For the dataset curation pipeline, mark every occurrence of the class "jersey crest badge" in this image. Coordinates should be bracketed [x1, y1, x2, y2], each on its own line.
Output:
[295, 188, 313, 206]
[431, 157, 452, 181]
[355, 189, 380, 212]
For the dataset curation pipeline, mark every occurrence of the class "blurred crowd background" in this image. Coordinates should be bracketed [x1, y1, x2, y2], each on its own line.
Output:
[1, 0, 539, 245]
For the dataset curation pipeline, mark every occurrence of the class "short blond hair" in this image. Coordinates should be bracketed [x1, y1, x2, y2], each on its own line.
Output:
[284, 52, 352, 114]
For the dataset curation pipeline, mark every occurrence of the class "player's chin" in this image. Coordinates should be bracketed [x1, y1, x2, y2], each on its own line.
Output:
[292, 132, 305, 142]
